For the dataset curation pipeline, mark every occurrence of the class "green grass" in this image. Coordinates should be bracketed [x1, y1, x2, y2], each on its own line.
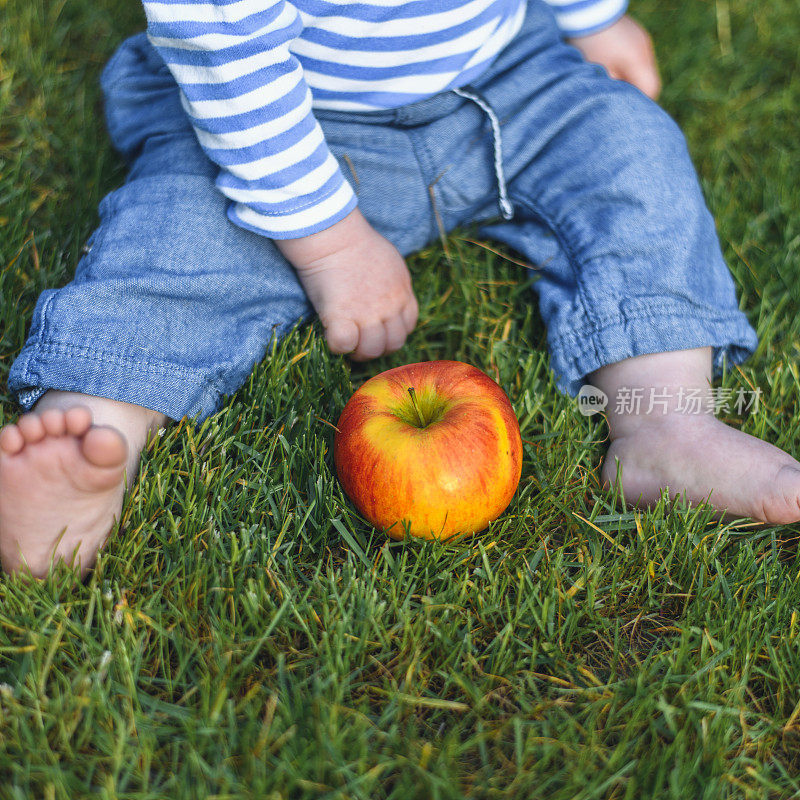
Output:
[2, 0, 800, 797]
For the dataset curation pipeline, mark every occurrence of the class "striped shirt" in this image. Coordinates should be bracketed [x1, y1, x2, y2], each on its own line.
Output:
[143, 0, 628, 239]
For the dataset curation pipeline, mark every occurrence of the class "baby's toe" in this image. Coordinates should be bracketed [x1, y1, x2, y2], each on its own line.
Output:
[16, 414, 46, 444]
[64, 406, 93, 437]
[40, 409, 67, 437]
[81, 426, 128, 470]
[0, 424, 24, 455]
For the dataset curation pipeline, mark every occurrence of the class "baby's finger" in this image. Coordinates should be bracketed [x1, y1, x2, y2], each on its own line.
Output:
[383, 316, 407, 353]
[352, 321, 387, 361]
[401, 297, 419, 334]
[325, 318, 359, 354]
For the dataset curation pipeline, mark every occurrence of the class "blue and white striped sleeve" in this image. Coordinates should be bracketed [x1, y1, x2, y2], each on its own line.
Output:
[543, 0, 629, 37]
[142, 0, 357, 240]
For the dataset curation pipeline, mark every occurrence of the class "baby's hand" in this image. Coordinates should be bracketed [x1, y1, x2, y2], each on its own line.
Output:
[569, 15, 661, 100]
[277, 208, 418, 361]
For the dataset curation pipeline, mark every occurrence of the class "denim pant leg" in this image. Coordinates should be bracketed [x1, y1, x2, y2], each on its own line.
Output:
[8, 34, 313, 423]
[489, 4, 758, 394]
[8, 34, 436, 423]
[418, 0, 758, 396]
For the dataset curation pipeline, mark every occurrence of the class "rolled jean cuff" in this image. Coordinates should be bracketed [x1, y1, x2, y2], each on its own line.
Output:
[549, 306, 759, 397]
[8, 340, 224, 423]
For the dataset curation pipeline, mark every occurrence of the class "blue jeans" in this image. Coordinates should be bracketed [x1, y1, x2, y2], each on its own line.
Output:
[9, 0, 757, 423]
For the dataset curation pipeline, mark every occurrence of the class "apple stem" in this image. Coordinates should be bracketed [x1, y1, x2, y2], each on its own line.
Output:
[407, 387, 427, 428]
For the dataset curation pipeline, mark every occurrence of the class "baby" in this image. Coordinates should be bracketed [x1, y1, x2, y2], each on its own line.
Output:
[2, 0, 800, 578]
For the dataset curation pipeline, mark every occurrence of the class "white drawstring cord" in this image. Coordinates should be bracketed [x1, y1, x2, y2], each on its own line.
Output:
[452, 86, 514, 221]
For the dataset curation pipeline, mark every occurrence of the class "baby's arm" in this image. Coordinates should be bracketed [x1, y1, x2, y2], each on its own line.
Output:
[142, 0, 417, 359]
[143, 1, 356, 238]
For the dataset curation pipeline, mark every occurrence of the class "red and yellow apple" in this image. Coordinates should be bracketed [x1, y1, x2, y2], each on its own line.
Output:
[334, 360, 522, 540]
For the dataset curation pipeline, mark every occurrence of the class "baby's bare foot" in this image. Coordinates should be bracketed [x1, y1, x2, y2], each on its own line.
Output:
[0, 407, 128, 578]
[603, 412, 800, 524]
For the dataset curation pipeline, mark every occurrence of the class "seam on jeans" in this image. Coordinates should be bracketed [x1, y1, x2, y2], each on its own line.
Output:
[509, 193, 603, 366]
[17, 343, 225, 418]
[550, 307, 755, 371]
[407, 128, 441, 193]
[404, 128, 448, 240]
[19, 340, 228, 418]
[551, 301, 752, 343]
[29, 341, 245, 408]
[29, 341, 203, 378]
[551, 299, 750, 338]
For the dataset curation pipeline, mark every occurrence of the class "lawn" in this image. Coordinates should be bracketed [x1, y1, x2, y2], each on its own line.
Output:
[2, 1, 800, 797]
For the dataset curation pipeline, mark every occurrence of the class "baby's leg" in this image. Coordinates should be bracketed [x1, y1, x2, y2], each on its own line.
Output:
[449, 5, 798, 521]
[1, 35, 312, 577]
[0, 393, 166, 578]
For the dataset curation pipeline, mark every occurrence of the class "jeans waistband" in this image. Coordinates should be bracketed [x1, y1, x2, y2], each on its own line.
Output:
[315, 89, 465, 128]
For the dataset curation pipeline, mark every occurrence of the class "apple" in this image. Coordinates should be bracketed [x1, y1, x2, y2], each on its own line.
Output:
[334, 360, 522, 540]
